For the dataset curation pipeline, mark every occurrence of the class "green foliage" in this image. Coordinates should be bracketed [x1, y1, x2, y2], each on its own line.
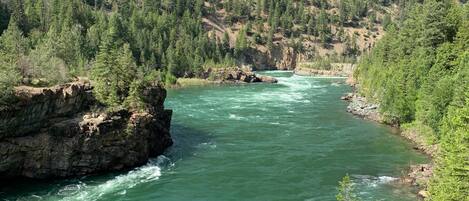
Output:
[0, 0, 394, 108]
[355, 1, 468, 199]
[234, 26, 248, 57]
[429, 62, 469, 201]
[336, 174, 359, 201]
[0, 52, 20, 108]
[0, 0, 393, 91]
[124, 80, 145, 112]
[0, 2, 10, 34]
[164, 71, 178, 85]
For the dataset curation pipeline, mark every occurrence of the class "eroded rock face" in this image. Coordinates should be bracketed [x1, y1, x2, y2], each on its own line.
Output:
[243, 46, 297, 70]
[0, 82, 92, 139]
[0, 82, 172, 179]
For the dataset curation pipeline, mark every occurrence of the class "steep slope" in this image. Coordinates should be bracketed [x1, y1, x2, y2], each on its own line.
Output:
[201, 0, 393, 70]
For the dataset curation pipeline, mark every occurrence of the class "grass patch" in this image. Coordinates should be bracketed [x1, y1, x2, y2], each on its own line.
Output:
[176, 78, 212, 87]
[402, 121, 437, 146]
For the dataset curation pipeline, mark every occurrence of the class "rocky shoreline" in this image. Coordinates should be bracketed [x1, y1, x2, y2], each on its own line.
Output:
[341, 91, 435, 199]
[341, 93, 383, 123]
[0, 81, 173, 180]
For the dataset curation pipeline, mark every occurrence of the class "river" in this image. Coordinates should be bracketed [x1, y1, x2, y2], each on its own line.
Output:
[1, 71, 428, 201]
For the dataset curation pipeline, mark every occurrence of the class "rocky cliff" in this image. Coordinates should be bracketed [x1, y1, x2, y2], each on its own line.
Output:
[243, 46, 297, 71]
[0, 81, 172, 179]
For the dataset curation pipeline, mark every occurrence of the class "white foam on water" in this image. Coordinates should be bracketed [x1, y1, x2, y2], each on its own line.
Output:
[229, 114, 245, 120]
[353, 175, 399, 188]
[377, 176, 398, 183]
[199, 142, 217, 149]
[55, 156, 171, 201]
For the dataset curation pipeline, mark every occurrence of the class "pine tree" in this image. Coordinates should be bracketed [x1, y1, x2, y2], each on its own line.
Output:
[124, 80, 145, 111]
[0, 51, 20, 107]
[317, 9, 331, 46]
[116, 43, 138, 102]
[234, 27, 248, 57]
[10, 0, 29, 33]
[267, 26, 274, 50]
[222, 31, 231, 55]
[91, 24, 120, 107]
[429, 54, 469, 201]
[0, 2, 9, 33]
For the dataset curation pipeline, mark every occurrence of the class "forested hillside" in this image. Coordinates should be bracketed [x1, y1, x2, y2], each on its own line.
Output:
[0, 0, 396, 108]
[355, 1, 468, 200]
[0, 0, 467, 200]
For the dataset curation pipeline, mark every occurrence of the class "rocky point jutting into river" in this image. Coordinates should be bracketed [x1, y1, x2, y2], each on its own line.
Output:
[0, 80, 173, 179]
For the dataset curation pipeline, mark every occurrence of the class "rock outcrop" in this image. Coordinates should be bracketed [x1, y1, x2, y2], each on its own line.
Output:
[242, 46, 297, 70]
[0, 81, 172, 179]
[344, 94, 383, 123]
[0, 82, 92, 139]
[201, 67, 278, 84]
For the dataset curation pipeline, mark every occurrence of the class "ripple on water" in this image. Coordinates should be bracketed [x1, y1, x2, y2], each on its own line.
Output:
[5, 71, 427, 201]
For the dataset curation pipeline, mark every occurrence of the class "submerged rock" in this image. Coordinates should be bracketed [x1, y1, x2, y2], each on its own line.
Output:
[0, 81, 172, 179]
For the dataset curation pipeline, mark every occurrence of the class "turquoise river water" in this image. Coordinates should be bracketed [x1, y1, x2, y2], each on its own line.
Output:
[1, 71, 428, 201]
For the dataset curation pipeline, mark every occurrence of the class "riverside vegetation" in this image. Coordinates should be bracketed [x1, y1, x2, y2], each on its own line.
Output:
[0, 0, 467, 200]
[355, 1, 468, 200]
[0, 0, 395, 109]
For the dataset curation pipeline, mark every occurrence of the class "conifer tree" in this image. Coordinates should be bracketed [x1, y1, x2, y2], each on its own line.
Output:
[234, 27, 248, 57]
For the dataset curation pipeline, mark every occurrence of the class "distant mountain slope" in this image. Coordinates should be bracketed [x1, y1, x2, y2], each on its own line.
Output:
[200, 0, 394, 69]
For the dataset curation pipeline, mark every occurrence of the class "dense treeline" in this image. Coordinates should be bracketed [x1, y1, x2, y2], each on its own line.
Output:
[355, 1, 468, 200]
[0, 0, 393, 108]
[219, 0, 394, 53]
[0, 0, 236, 108]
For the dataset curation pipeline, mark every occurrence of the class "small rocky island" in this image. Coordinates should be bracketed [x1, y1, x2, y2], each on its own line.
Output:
[175, 67, 278, 87]
[0, 80, 173, 179]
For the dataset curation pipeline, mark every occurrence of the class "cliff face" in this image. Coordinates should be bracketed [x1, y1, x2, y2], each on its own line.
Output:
[244, 46, 297, 71]
[0, 82, 92, 139]
[0, 81, 172, 179]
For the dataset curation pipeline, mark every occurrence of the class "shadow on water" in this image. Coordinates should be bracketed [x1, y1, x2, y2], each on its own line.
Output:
[0, 123, 212, 200]
[164, 122, 214, 164]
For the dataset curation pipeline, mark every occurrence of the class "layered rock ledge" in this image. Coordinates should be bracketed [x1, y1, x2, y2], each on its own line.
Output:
[0, 81, 172, 179]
